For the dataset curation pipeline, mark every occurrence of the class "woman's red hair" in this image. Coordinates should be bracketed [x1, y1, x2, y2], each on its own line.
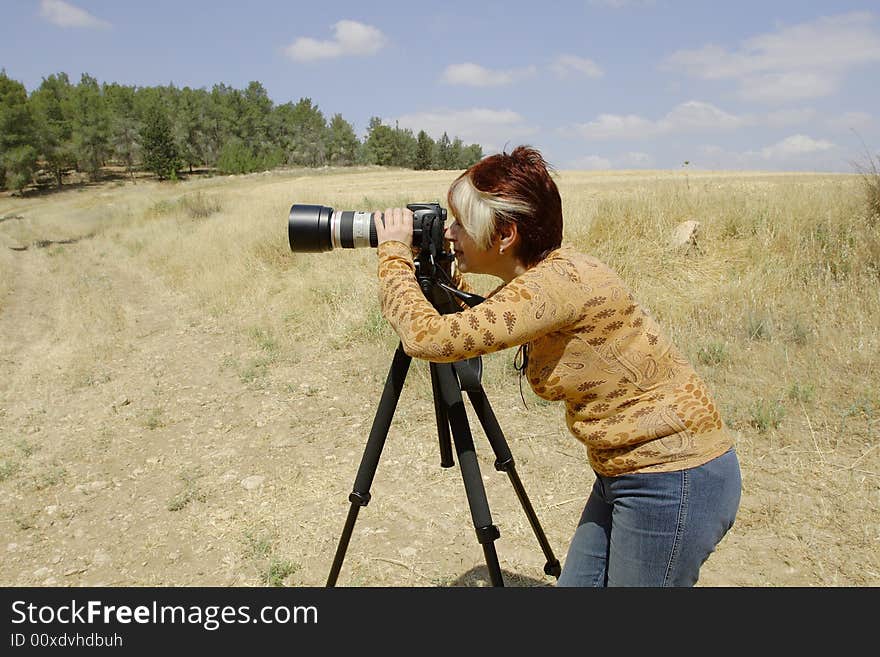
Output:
[448, 145, 563, 267]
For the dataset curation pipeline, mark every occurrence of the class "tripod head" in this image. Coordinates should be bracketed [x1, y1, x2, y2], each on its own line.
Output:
[406, 203, 486, 389]
[407, 202, 485, 314]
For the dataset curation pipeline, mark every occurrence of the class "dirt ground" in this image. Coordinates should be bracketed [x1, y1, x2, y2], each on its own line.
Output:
[1, 178, 877, 588]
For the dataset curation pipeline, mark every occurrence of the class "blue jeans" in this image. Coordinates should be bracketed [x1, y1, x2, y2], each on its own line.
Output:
[557, 448, 741, 587]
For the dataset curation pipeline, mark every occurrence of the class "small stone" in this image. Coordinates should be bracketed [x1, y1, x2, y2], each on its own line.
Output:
[670, 220, 700, 249]
[240, 475, 265, 491]
[74, 481, 109, 494]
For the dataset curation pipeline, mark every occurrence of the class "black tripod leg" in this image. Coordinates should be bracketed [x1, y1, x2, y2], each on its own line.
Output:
[466, 387, 562, 579]
[432, 362, 504, 586]
[326, 344, 412, 587]
[430, 362, 455, 468]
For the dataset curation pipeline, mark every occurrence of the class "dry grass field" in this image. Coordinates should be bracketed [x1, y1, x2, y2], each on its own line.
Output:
[1, 165, 877, 587]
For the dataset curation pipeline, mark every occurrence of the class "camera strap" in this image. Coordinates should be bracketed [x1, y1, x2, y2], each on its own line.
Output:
[514, 343, 530, 409]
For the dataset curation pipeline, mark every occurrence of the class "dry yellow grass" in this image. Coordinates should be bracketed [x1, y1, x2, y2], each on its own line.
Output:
[0, 165, 877, 586]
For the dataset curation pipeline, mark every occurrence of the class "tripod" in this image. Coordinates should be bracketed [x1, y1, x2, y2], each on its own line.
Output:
[326, 258, 562, 587]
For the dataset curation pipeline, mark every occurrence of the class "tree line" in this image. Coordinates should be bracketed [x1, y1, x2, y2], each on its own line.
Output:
[0, 71, 485, 192]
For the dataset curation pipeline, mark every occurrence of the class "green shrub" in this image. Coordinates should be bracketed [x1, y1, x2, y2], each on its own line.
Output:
[180, 192, 221, 219]
[787, 382, 815, 403]
[697, 342, 728, 366]
[217, 140, 259, 174]
[217, 141, 282, 175]
[262, 559, 299, 587]
[748, 399, 786, 433]
[746, 312, 773, 341]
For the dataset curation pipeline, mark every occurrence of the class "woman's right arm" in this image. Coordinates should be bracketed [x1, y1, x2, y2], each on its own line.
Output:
[378, 242, 584, 362]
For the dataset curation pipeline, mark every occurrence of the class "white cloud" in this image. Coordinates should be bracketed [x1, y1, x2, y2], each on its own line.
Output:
[393, 108, 537, 153]
[283, 20, 386, 61]
[698, 141, 841, 170]
[619, 152, 654, 167]
[764, 108, 817, 127]
[569, 155, 613, 170]
[573, 101, 745, 139]
[444, 57, 600, 86]
[441, 63, 537, 87]
[826, 111, 874, 132]
[567, 151, 655, 171]
[664, 101, 745, 131]
[550, 55, 603, 79]
[738, 72, 837, 104]
[697, 145, 755, 170]
[39, 0, 110, 29]
[760, 135, 835, 160]
[663, 12, 880, 103]
[573, 113, 658, 139]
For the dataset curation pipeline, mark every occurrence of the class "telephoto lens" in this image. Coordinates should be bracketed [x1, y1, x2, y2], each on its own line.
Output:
[288, 204, 378, 252]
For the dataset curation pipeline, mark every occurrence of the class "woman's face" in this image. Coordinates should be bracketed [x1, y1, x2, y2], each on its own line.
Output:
[443, 216, 496, 276]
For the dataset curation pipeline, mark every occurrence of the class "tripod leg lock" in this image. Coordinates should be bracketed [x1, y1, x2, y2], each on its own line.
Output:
[494, 456, 515, 472]
[474, 524, 501, 545]
[348, 491, 371, 506]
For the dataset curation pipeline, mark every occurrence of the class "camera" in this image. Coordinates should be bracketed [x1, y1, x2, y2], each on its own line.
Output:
[288, 202, 447, 252]
[287, 200, 484, 312]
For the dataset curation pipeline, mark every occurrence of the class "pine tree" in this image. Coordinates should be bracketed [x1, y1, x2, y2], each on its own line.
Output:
[449, 137, 464, 170]
[286, 98, 327, 166]
[461, 144, 484, 167]
[68, 74, 110, 180]
[327, 114, 359, 166]
[104, 82, 140, 180]
[364, 117, 396, 166]
[30, 73, 75, 187]
[139, 104, 180, 180]
[0, 71, 38, 192]
[391, 123, 417, 168]
[242, 81, 273, 157]
[415, 130, 435, 170]
[436, 132, 453, 169]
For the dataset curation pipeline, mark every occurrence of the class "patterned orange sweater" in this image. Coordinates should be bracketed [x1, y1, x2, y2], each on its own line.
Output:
[377, 240, 734, 476]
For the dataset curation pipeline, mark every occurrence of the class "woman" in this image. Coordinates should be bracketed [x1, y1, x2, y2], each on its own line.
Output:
[373, 146, 741, 587]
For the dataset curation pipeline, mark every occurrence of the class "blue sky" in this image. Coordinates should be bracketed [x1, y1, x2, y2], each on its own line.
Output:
[2, 0, 879, 172]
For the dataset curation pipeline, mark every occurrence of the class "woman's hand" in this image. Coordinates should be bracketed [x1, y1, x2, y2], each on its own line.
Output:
[375, 207, 413, 249]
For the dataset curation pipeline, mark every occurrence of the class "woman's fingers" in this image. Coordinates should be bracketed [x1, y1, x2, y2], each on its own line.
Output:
[376, 207, 413, 246]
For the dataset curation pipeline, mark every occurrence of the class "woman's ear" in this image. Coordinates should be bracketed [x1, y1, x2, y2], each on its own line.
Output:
[498, 223, 519, 253]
